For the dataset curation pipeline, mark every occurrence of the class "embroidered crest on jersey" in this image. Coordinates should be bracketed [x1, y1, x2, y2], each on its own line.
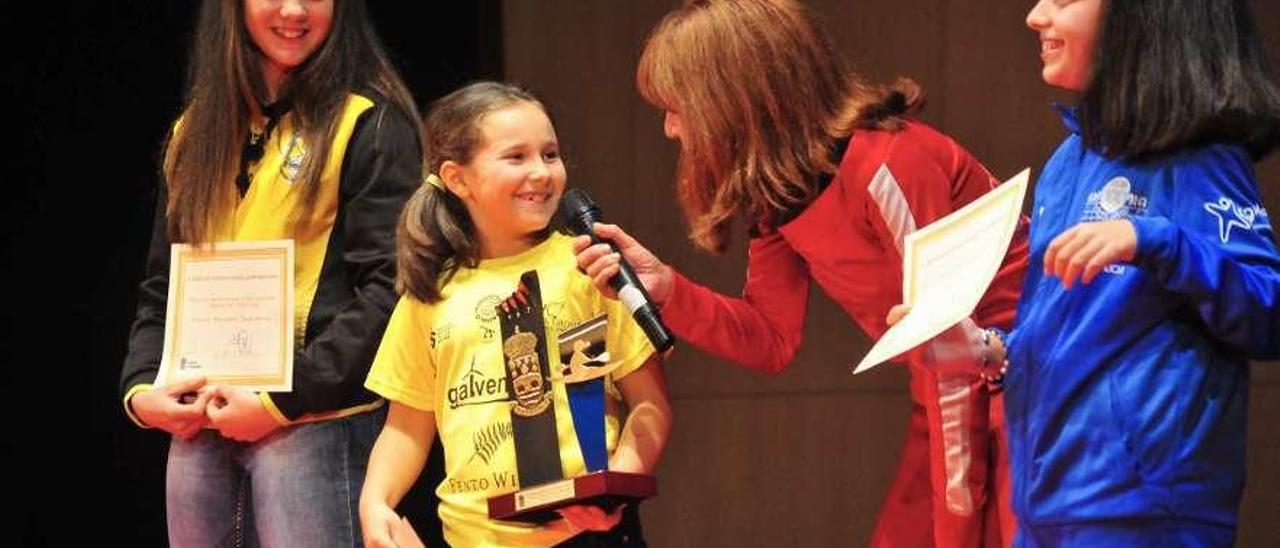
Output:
[1082, 176, 1148, 221]
[280, 132, 306, 182]
[430, 323, 452, 349]
[474, 295, 501, 341]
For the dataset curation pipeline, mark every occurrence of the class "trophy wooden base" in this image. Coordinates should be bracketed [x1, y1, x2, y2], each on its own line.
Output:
[487, 471, 656, 524]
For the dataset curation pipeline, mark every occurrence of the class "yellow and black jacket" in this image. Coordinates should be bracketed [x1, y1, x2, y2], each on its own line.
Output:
[120, 93, 420, 426]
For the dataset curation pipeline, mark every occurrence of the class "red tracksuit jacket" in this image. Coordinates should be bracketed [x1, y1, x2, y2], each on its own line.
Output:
[663, 120, 1030, 547]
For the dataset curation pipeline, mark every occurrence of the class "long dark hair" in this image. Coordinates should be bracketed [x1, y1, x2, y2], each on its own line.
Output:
[636, 0, 923, 252]
[164, 0, 420, 243]
[1080, 0, 1280, 161]
[397, 82, 546, 303]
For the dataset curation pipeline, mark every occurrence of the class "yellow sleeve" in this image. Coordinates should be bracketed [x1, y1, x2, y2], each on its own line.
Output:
[604, 292, 658, 382]
[365, 295, 437, 412]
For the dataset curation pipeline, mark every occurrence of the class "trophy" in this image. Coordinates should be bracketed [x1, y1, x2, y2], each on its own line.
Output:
[486, 270, 656, 523]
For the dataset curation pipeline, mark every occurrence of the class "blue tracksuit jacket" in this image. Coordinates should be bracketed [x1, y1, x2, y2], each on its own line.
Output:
[1004, 107, 1280, 539]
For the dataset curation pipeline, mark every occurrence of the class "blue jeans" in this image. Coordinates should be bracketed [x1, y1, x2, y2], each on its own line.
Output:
[166, 407, 385, 548]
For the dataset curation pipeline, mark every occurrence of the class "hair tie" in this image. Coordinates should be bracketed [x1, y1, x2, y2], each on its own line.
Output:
[425, 173, 446, 191]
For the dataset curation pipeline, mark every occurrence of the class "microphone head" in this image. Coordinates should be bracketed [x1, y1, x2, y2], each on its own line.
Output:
[559, 187, 601, 235]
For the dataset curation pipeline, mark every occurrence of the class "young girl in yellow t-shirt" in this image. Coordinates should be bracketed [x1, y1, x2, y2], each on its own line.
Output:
[359, 81, 672, 548]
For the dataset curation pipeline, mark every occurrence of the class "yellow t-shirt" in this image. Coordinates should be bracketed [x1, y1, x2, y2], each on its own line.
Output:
[366, 233, 655, 547]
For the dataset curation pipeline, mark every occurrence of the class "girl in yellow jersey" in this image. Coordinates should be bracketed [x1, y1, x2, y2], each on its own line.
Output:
[119, 1, 421, 545]
[360, 82, 672, 548]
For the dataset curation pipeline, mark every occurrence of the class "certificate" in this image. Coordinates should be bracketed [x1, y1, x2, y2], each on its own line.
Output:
[853, 169, 1029, 374]
[155, 240, 294, 392]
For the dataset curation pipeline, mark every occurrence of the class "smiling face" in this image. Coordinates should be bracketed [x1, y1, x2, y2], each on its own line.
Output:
[446, 101, 567, 259]
[1026, 0, 1103, 91]
[243, 0, 334, 95]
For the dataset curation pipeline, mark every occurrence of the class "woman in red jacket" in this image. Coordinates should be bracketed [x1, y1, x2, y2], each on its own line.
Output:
[575, 0, 1028, 545]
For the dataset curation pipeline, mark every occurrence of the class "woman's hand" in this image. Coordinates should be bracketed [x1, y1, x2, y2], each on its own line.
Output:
[205, 386, 282, 442]
[885, 305, 933, 368]
[886, 304, 911, 327]
[572, 223, 674, 306]
[1044, 220, 1137, 289]
[129, 377, 213, 440]
[884, 306, 990, 376]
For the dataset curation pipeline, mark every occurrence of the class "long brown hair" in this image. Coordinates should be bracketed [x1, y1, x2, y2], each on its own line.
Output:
[637, 0, 923, 252]
[397, 82, 546, 303]
[163, 0, 420, 244]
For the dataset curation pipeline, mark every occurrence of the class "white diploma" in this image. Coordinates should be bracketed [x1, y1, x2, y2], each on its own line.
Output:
[155, 240, 295, 391]
[853, 169, 1029, 374]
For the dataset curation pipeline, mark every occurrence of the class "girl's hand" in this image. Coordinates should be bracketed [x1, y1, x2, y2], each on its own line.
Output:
[130, 377, 214, 440]
[555, 503, 626, 533]
[572, 223, 674, 306]
[205, 386, 282, 442]
[360, 502, 414, 548]
[390, 516, 426, 548]
[1044, 220, 1137, 289]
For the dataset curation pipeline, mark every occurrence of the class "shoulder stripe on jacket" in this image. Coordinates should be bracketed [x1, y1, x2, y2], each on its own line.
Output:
[867, 163, 918, 253]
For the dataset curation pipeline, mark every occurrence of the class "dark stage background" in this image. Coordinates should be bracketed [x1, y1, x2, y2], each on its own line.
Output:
[5, 1, 1279, 546]
[4, 3, 499, 545]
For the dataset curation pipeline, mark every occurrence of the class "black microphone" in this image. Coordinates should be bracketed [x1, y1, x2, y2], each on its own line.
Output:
[560, 188, 675, 353]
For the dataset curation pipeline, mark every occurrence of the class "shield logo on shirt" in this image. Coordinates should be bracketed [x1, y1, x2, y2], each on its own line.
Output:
[281, 133, 306, 182]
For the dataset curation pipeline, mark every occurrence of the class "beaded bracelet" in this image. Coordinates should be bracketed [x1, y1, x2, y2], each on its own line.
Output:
[980, 328, 1009, 388]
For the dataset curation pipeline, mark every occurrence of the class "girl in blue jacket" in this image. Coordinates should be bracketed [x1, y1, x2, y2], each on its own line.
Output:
[1001, 0, 1280, 545]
